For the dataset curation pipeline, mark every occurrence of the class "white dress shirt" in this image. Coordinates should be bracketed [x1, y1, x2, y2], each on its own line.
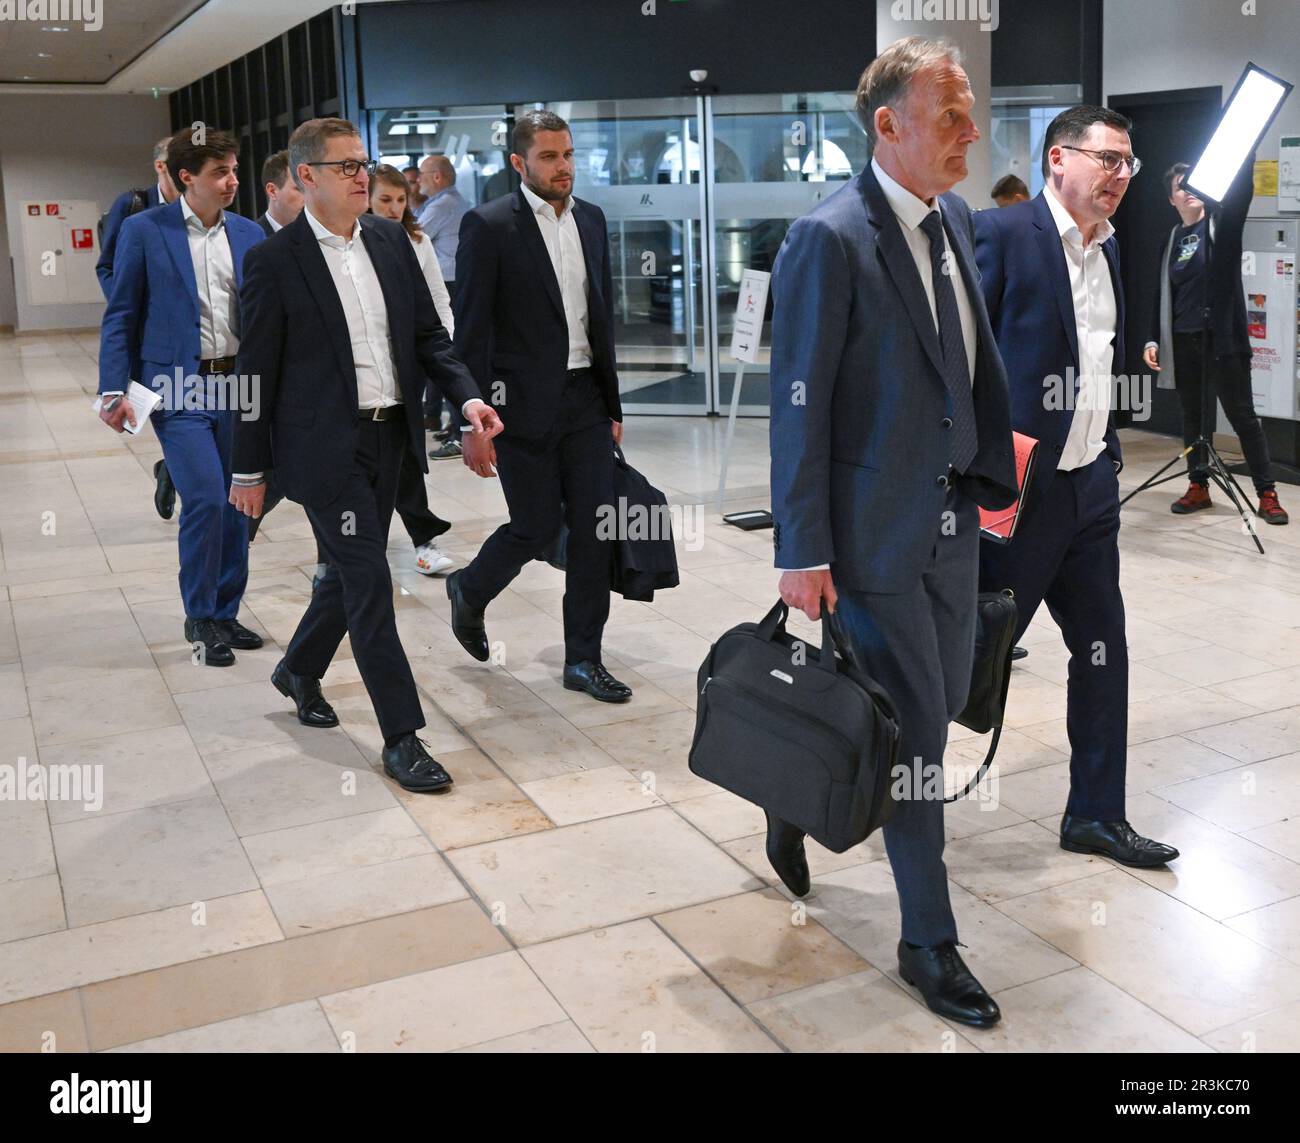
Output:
[411, 231, 454, 336]
[181, 196, 238, 360]
[1043, 186, 1117, 471]
[265, 212, 283, 232]
[519, 181, 592, 369]
[789, 161, 978, 573]
[303, 206, 400, 410]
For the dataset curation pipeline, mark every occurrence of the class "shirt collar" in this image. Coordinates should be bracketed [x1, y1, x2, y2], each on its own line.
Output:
[303, 205, 359, 247]
[1044, 184, 1114, 249]
[871, 156, 940, 233]
[520, 180, 576, 220]
[265, 212, 283, 232]
[180, 195, 224, 233]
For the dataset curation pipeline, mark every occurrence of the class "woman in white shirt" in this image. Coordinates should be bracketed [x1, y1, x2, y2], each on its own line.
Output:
[369, 164, 458, 575]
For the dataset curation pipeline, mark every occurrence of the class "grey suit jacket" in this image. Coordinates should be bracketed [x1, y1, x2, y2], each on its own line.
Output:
[769, 165, 1017, 594]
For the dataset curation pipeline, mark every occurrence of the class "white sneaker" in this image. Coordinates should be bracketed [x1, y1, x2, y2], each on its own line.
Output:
[414, 541, 455, 575]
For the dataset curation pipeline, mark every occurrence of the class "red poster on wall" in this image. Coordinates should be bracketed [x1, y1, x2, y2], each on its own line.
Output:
[71, 229, 93, 250]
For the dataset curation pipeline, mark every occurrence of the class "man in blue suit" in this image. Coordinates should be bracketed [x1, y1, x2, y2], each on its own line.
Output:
[973, 106, 1179, 868]
[98, 126, 266, 667]
[770, 37, 1016, 1028]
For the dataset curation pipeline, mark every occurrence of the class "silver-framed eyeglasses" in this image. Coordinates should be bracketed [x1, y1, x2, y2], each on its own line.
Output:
[1059, 145, 1141, 176]
[308, 158, 378, 178]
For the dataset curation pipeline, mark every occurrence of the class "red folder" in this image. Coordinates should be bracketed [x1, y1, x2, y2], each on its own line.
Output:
[979, 432, 1039, 543]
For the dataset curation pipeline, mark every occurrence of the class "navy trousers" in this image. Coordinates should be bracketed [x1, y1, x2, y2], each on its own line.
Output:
[150, 393, 248, 621]
[979, 454, 1128, 822]
[831, 485, 979, 947]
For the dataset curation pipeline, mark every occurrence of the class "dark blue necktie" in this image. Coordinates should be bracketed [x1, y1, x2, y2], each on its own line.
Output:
[919, 210, 978, 473]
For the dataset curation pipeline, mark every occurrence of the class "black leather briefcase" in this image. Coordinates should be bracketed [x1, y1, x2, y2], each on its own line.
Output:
[688, 600, 901, 853]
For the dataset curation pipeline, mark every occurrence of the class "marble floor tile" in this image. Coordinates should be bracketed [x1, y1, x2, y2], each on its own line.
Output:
[521, 919, 780, 1052]
[520, 764, 663, 825]
[108, 1000, 340, 1053]
[447, 807, 760, 944]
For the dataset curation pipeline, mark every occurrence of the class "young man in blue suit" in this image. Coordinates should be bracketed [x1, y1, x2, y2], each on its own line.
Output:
[973, 106, 1179, 869]
[98, 126, 266, 667]
[770, 37, 1017, 1028]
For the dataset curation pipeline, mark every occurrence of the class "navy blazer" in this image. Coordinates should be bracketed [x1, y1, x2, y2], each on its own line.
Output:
[973, 192, 1124, 474]
[98, 198, 264, 395]
[96, 184, 164, 299]
[452, 187, 621, 440]
[232, 211, 480, 509]
[769, 165, 1017, 594]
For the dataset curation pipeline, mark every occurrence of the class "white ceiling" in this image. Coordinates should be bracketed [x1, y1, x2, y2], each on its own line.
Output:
[0, 0, 361, 95]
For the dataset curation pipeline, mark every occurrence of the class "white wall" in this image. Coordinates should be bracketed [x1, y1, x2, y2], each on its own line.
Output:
[0, 94, 170, 331]
[876, 0, 996, 209]
[1105, 0, 1300, 220]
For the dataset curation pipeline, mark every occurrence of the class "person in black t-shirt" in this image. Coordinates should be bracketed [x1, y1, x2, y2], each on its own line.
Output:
[1143, 161, 1287, 524]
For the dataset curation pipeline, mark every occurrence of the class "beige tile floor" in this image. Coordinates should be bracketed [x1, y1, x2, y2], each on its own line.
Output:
[2, 331, 1300, 1052]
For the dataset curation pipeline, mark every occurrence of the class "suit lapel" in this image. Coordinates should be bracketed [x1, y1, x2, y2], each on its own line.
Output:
[513, 189, 566, 324]
[288, 213, 358, 406]
[859, 168, 945, 382]
[1103, 236, 1124, 369]
[938, 200, 995, 388]
[158, 201, 199, 320]
[575, 199, 604, 312]
[226, 218, 257, 290]
[1032, 192, 1081, 373]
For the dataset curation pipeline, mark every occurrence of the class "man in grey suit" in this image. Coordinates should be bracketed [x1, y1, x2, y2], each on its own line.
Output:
[769, 36, 1017, 1028]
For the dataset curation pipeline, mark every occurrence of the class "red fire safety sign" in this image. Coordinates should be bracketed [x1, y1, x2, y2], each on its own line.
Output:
[71, 229, 94, 250]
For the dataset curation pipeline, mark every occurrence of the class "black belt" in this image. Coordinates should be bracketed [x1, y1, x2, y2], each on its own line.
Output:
[199, 355, 236, 375]
[358, 404, 404, 423]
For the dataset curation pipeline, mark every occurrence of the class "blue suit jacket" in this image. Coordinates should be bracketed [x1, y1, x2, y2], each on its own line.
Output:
[95, 184, 164, 300]
[972, 192, 1124, 475]
[769, 165, 1017, 594]
[98, 199, 265, 396]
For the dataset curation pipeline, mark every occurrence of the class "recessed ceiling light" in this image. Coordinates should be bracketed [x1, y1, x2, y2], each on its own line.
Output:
[43, 26, 71, 32]
[34, 52, 52, 59]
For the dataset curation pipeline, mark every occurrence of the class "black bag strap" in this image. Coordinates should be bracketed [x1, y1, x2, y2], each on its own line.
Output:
[944, 637, 1015, 804]
[756, 599, 839, 674]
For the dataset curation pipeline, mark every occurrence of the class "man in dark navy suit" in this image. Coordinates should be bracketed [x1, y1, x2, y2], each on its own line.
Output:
[973, 105, 1179, 869]
[771, 37, 1016, 1028]
[447, 109, 630, 703]
[98, 136, 181, 522]
[231, 118, 501, 793]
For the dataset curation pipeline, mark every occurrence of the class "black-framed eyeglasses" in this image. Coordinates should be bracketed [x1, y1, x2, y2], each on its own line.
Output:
[1059, 145, 1142, 176]
[308, 158, 378, 178]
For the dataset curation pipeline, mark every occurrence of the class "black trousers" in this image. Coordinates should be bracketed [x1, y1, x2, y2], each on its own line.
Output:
[393, 450, 451, 550]
[284, 415, 424, 740]
[1172, 331, 1275, 495]
[980, 457, 1128, 822]
[459, 371, 614, 663]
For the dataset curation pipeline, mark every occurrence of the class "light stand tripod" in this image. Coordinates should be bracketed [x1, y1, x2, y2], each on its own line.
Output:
[1119, 199, 1265, 553]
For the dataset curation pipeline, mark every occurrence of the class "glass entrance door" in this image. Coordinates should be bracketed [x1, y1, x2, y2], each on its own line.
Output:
[521, 97, 712, 415]
[707, 92, 868, 414]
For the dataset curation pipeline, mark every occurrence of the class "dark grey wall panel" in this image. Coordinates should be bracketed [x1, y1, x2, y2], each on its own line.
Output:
[357, 0, 877, 108]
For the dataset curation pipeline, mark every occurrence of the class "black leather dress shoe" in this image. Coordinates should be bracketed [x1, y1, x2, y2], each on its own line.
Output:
[271, 660, 339, 728]
[1011, 645, 1028, 661]
[216, 619, 263, 650]
[446, 570, 489, 661]
[897, 939, 1001, 1028]
[764, 810, 811, 897]
[1060, 814, 1179, 867]
[154, 459, 176, 520]
[183, 617, 235, 667]
[382, 734, 453, 793]
[562, 660, 632, 703]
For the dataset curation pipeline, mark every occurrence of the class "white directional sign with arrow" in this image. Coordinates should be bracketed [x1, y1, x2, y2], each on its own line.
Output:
[729, 269, 770, 365]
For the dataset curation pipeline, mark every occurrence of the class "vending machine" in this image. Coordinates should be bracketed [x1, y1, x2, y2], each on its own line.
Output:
[1242, 217, 1300, 421]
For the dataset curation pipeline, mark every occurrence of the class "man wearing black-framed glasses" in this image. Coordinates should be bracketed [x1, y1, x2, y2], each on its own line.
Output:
[230, 117, 503, 794]
[973, 105, 1179, 871]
